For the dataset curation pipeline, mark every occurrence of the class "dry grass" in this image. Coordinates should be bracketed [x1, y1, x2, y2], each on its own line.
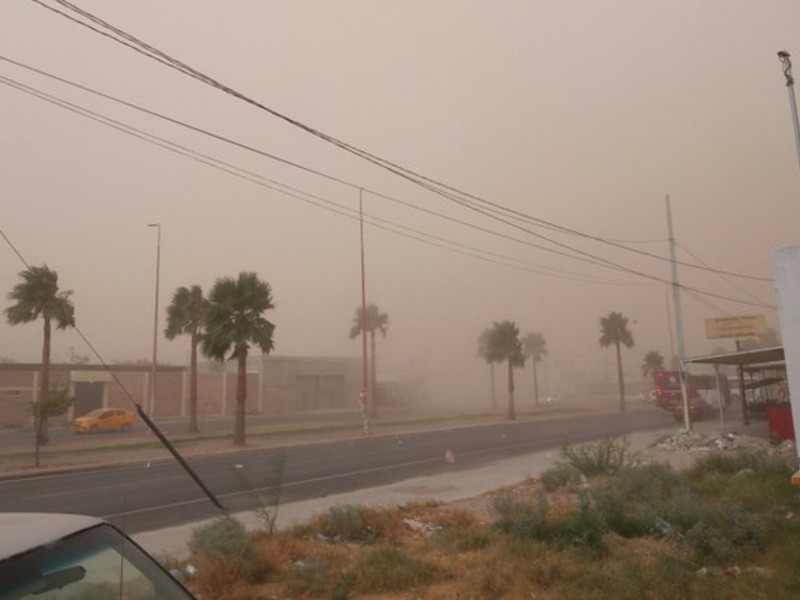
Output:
[179, 446, 800, 599]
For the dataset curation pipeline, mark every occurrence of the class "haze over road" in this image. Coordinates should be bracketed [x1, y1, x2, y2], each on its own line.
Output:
[0, 408, 674, 533]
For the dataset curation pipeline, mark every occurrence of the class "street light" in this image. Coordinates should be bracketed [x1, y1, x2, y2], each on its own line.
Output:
[148, 223, 161, 417]
[778, 51, 800, 178]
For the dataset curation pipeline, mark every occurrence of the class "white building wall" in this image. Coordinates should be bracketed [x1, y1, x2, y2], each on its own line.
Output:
[772, 246, 800, 464]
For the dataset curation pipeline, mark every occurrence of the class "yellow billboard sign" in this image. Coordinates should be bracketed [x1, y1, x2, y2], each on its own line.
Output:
[704, 315, 766, 339]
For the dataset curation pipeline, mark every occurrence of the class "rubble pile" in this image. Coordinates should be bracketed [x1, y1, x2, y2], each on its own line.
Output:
[655, 428, 794, 456]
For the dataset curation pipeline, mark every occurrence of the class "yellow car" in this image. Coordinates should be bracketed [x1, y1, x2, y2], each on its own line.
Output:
[73, 408, 135, 434]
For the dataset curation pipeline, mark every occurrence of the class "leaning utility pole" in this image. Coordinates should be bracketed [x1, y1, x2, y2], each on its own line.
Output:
[778, 51, 800, 178]
[666, 195, 691, 430]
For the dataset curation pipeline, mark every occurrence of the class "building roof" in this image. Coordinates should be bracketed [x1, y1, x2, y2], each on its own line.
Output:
[681, 346, 785, 368]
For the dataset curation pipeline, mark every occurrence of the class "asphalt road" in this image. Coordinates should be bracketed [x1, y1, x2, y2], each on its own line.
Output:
[0, 407, 674, 533]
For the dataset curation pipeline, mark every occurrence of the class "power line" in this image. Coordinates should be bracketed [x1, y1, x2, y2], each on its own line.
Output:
[677, 243, 770, 307]
[27, 0, 773, 284]
[0, 72, 645, 287]
[0, 66, 775, 308]
[0, 54, 640, 281]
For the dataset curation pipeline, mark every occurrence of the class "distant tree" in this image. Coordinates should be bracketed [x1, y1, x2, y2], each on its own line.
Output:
[67, 347, 90, 364]
[5, 265, 75, 453]
[202, 273, 275, 445]
[486, 321, 525, 420]
[641, 350, 665, 384]
[477, 328, 501, 409]
[31, 387, 73, 467]
[165, 285, 207, 433]
[522, 332, 548, 408]
[348, 304, 389, 418]
[599, 312, 635, 412]
[740, 327, 782, 351]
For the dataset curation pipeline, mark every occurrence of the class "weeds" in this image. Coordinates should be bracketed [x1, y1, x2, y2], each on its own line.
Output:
[540, 463, 582, 491]
[559, 436, 636, 477]
[353, 546, 440, 593]
[433, 526, 494, 552]
[308, 503, 399, 543]
[183, 442, 800, 598]
[230, 450, 286, 534]
[187, 517, 260, 595]
[188, 516, 256, 564]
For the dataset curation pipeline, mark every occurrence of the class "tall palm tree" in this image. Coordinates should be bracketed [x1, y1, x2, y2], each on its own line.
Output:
[641, 350, 665, 384]
[165, 285, 207, 433]
[486, 321, 525, 421]
[522, 332, 548, 407]
[202, 272, 275, 445]
[599, 312, 635, 412]
[5, 265, 75, 464]
[477, 328, 500, 409]
[348, 304, 389, 418]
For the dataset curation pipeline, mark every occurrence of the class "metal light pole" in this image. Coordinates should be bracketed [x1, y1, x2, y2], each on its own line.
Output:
[148, 223, 161, 417]
[666, 195, 691, 430]
[778, 51, 800, 177]
[358, 190, 370, 433]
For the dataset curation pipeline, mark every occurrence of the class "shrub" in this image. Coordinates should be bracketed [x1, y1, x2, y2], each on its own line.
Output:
[592, 462, 688, 537]
[540, 463, 582, 491]
[187, 517, 261, 595]
[689, 448, 792, 478]
[353, 546, 439, 593]
[188, 517, 256, 564]
[487, 490, 526, 523]
[286, 556, 331, 596]
[311, 504, 396, 543]
[559, 436, 635, 478]
[683, 504, 765, 563]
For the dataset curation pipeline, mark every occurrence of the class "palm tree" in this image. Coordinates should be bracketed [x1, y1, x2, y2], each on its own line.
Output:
[522, 332, 548, 407]
[348, 304, 389, 418]
[599, 312, 635, 412]
[5, 265, 75, 464]
[641, 350, 665, 384]
[165, 285, 207, 433]
[202, 272, 275, 445]
[477, 328, 500, 409]
[486, 321, 525, 420]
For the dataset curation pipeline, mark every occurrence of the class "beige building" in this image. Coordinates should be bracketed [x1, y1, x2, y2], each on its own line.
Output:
[0, 355, 368, 428]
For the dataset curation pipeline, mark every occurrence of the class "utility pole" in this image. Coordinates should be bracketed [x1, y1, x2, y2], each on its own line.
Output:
[778, 51, 800, 177]
[148, 223, 161, 417]
[358, 190, 370, 433]
[666, 195, 691, 430]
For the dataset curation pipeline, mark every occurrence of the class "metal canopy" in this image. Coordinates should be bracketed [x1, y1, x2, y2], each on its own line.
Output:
[681, 346, 785, 368]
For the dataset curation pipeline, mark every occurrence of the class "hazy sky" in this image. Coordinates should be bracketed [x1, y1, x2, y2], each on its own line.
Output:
[2, 1, 799, 404]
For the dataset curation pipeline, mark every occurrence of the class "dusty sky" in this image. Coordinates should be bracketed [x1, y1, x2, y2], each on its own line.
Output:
[2, 1, 799, 405]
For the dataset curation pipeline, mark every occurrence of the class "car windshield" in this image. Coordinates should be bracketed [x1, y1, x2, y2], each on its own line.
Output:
[0, 523, 193, 599]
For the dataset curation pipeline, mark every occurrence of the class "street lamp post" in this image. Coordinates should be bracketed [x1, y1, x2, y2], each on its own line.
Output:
[148, 223, 161, 417]
[778, 51, 800, 178]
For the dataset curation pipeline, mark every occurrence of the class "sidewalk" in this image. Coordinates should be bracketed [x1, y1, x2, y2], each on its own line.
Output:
[133, 419, 772, 560]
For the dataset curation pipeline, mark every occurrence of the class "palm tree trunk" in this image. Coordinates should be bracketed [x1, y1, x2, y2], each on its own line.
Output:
[490, 363, 497, 409]
[234, 352, 247, 445]
[369, 330, 378, 419]
[189, 335, 199, 433]
[532, 359, 540, 408]
[507, 359, 516, 421]
[35, 317, 53, 467]
[615, 341, 626, 411]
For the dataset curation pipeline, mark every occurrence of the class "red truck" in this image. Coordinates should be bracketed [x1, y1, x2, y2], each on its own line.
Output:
[654, 370, 712, 422]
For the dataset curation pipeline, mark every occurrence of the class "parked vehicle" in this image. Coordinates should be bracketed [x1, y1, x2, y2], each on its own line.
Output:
[654, 370, 712, 421]
[0, 512, 194, 599]
[73, 407, 135, 434]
